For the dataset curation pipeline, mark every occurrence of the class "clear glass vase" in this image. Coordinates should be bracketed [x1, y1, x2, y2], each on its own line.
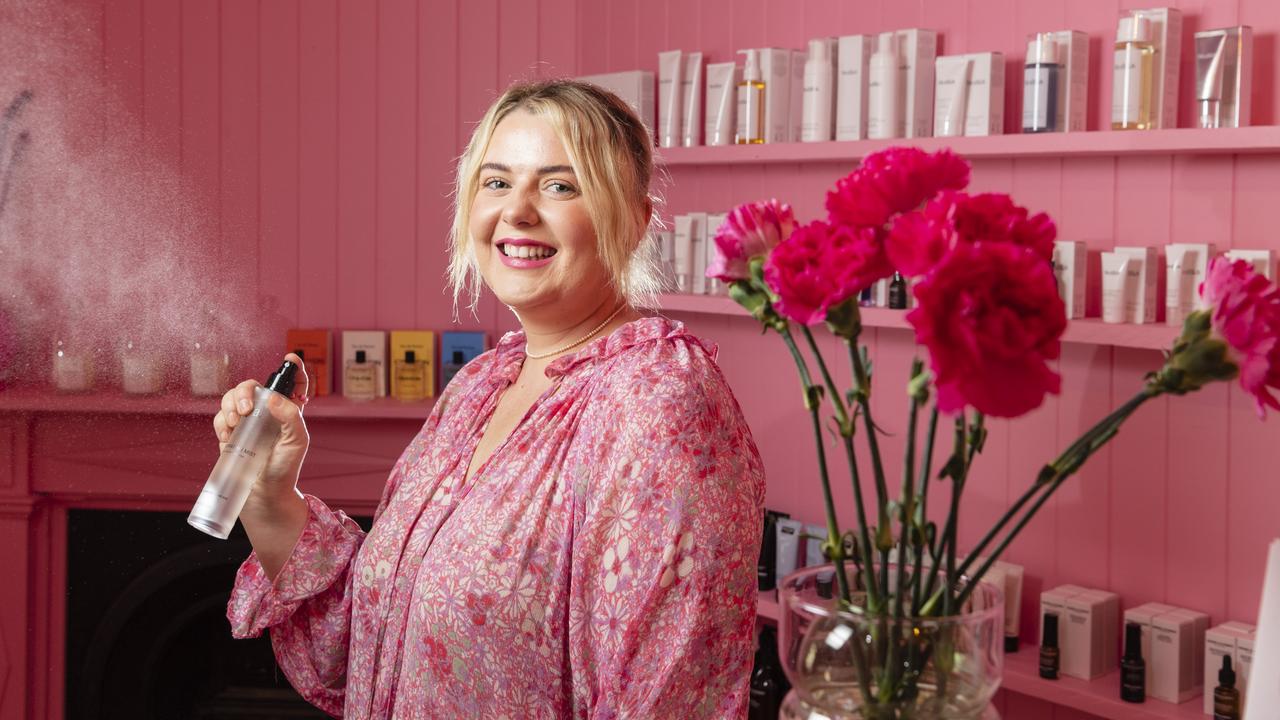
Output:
[778, 563, 1004, 720]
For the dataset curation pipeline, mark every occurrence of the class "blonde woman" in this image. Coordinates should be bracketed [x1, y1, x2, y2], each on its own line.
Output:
[216, 80, 766, 718]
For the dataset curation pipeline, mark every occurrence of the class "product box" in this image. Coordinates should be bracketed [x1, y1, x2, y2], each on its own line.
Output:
[1129, 8, 1182, 130]
[439, 331, 487, 391]
[576, 70, 656, 140]
[775, 518, 804, 586]
[687, 212, 709, 294]
[1063, 589, 1119, 680]
[705, 212, 729, 296]
[1225, 248, 1275, 281]
[836, 35, 871, 141]
[389, 330, 435, 400]
[1205, 622, 1252, 714]
[1194, 26, 1252, 129]
[341, 330, 388, 398]
[1040, 585, 1082, 648]
[285, 329, 332, 397]
[1053, 240, 1087, 319]
[439, 331, 486, 390]
[1114, 246, 1158, 323]
[1166, 242, 1216, 327]
[934, 52, 1004, 137]
[756, 48, 792, 143]
[1237, 631, 1255, 708]
[1049, 31, 1090, 132]
[1124, 602, 1174, 695]
[897, 28, 938, 138]
[790, 48, 807, 142]
[1150, 607, 1207, 703]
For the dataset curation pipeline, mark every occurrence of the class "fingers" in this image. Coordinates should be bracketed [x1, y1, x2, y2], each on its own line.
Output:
[215, 378, 262, 441]
[282, 352, 310, 407]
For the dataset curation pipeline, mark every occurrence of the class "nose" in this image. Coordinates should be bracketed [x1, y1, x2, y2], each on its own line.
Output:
[501, 186, 539, 228]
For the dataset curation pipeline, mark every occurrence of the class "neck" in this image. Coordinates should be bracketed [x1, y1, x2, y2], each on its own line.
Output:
[518, 297, 641, 361]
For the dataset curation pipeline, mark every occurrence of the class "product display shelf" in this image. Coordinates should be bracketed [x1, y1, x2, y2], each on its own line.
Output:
[758, 589, 781, 623]
[1001, 649, 1207, 719]
[656, 126, 1280, 167]
[0, 387, 437, 420]
[657, 293, 1178, 351]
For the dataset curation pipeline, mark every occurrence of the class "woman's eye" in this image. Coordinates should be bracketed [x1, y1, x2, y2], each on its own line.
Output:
[546, 182, 576, 195]
[484, 178, 509, 191]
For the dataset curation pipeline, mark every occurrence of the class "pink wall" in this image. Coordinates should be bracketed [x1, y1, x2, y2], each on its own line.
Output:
[34, 0, 1280, 718]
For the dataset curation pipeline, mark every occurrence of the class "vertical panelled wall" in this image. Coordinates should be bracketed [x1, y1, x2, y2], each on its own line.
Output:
[92, 2, 1278, 715]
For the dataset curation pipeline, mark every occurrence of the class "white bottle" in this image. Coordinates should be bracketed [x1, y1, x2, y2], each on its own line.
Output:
[868, 32, 900, 140]
[736, 49, 765, 144]
[801, 38, 834, 142]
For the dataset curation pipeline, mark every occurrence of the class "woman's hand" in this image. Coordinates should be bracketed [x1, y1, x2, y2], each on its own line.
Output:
[213, 352, 311, 505]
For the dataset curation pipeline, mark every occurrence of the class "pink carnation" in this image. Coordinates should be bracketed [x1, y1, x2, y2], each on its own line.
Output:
[908, 242, 1066, 418]
[706, 199, 797, 282]
[826, 147, 970, 230]
[1199, 257, 1280, 417]
[764, 220, 893, 325]
[887, 192, 1056, 277]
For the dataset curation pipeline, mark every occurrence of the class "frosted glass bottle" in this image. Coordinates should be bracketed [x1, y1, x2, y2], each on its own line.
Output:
[1023, 34, 1060, 133]
[188, 361, 298, 540]
[1112, 16, 1155, 130]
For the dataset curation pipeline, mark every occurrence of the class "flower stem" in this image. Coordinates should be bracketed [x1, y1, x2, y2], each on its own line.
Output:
[801, 325, 851, 431]
[847, 340, 893, 600]
[911, 406, 940, 615]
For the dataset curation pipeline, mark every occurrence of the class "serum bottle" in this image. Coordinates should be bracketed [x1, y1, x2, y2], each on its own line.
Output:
[1023, 33, 1060, 133]
[1120, 621, 1146, 702]
[1112, 16, 1155, 130]
[188, 360, 299, 540]
[1039, 613, 1060, 679]
[1213, 654, 1240, 720]
[736, 49, 765, 145]
[888, 273, 908, 309]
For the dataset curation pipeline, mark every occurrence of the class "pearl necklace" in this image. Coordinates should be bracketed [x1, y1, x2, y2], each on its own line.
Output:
[524, 303, 628, 360]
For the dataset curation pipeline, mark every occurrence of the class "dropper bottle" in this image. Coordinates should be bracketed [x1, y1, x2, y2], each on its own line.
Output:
[736, 49, 765, 145]
[188, 360, 298, 539]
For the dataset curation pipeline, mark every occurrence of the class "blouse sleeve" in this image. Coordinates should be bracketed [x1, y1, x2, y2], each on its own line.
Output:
[567, 346, 766, 719]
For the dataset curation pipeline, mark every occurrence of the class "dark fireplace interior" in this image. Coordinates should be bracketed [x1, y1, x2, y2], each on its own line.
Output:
[66, 508, 369, 720]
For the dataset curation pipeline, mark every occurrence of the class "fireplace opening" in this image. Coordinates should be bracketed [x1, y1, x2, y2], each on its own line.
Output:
[66, 508, 369, 719]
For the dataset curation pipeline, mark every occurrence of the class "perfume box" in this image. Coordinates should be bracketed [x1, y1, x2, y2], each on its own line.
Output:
[440, 331, 488, 391]
[285, 329, 332, 397]
[389, 330, 436, 399]
[341, 330, 388, 398]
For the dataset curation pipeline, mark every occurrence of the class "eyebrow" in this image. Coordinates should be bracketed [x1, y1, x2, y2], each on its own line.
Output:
[479, 162, 576, 175]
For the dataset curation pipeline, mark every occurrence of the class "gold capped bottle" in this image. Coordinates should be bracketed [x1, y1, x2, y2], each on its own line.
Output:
[1112, 15, 1155, 130]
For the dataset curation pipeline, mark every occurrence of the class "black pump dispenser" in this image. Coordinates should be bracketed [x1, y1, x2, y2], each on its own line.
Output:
[265, 360, 298, 397]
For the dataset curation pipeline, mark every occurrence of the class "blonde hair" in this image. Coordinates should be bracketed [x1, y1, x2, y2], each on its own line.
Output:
[447, 79, 665, 317]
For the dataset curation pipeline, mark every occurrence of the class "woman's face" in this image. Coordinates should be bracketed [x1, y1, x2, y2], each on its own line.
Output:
[470, 109, 611, 315]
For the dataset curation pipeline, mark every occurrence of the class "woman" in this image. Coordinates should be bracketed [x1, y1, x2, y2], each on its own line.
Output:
[217, 80, 765, 718]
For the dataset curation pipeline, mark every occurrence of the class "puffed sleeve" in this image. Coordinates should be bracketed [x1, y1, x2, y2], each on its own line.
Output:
[567, 340, 766, 719]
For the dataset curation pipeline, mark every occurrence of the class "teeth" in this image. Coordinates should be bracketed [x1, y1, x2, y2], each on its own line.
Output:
[502, 244, 554, 260]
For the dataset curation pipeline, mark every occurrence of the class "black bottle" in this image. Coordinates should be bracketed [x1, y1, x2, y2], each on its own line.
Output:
[1213, 654, 1241, 720]
[758, 510, 789, 591]
[1039, 613, 1060, 680]
[888, 273, 908, 309]
[1120, 621, 1145, 702]
[749, 626, 791, 720]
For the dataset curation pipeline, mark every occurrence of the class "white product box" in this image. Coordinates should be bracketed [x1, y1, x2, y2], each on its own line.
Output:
[1151, 607, 1207, 703]
[577, 70, 655, 140]
[1124, 602, 1175, 695]
[1226, 248, 1276, 281]
[1040, 585, 1082, 647]
[705, 212, 728, 296]
[790, 48, 806, 142]
[1130, 8, 1182, 130]
[1063, 589, 1119, 680]
[1205, 622, 1252, 714]
[1113, 246, 1158, 323]
[964, 52, 1004, 136]
[1238, 632, 1255, 708]
[756, 48, 792, 143]
[341, 330, 388, 398]
[654, 230, 676, 289]
[1053, 240, 1087, 319]
[1049, 30, 1090, 132]
[688, 212, 709, 294]
[836, 35, 871, 141]
[897, 28, 938, 138]
[673, 214, 693, 292]
[1166, 242, 1217, 326]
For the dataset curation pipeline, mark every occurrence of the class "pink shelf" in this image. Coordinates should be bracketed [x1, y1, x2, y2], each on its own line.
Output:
[0, 387, 436, 420]
[758, 589, 780, 623]
[1002, 649, 1206, 720]
[657, 126, 1280, 166]
[657, 294, 1176, 351]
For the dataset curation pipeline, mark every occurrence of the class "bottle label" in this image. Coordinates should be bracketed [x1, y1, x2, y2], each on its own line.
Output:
[1022, 66, 1052, 131]
[1112, 48, 1142, 124]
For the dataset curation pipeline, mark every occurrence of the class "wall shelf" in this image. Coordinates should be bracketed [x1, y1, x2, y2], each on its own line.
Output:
[658, 294, 1177, 351]
[758, 589, 780, 623]
[657, 126, 1280, 167]
[1001, 649, 1206, 719]
[0, 388, 436, 420]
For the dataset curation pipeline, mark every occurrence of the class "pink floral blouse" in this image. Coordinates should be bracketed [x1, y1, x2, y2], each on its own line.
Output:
[227, 316, 766, 719]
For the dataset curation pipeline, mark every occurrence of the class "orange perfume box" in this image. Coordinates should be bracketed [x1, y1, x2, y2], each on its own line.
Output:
[285, 329, 332, 397]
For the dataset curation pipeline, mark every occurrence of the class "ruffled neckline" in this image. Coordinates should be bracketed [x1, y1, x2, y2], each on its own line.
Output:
[487, 315, 713, 385]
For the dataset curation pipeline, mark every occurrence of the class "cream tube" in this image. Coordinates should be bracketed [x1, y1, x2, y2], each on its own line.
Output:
[673, 214, 693, 292]
[1102, 252, 1132, 324]
[1196, 32, 1227, 129]
[657, 50, 684, 148]
[681, 51, 704, 146]
[1165, 245, 1197, 327]
[704, 62, 737, 146]
[933, 56, 972, 137]
[868, 32, 900, 139]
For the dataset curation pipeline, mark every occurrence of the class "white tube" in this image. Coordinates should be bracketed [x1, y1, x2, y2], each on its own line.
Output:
[934, 56, 972, 137]
[704, 62, 737, 146]
[1196, 32, 1227, 129]
[681, 51, 704, 146]
[1102, 252, 1132, 324]
[673, 214, 693, 293]
[801, 38, 834, 142]
[1165, 245, 1196, 327]
[658, 50, 684, 148]
[868, 32, 900, 139]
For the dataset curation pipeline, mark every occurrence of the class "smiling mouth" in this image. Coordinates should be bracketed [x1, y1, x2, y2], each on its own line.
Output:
[499, 243, 557, 260]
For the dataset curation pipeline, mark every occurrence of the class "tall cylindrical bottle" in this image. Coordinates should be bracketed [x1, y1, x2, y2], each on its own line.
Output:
[736, 49, 765, 145]
[1023, 33, 1060, 133]
[1112, 16, 1155, 130]
[188, 360, 298, 539]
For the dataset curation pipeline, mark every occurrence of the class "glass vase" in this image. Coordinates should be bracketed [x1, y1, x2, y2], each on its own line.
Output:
[777, 563, 1004, 720]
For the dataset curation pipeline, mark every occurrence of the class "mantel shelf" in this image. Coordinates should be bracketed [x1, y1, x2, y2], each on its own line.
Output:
[656, 126, 1280, 166]
[659, 294, 1177, 351]
[0, 388, 436, 420]
[1002, 648, 1207, 719]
